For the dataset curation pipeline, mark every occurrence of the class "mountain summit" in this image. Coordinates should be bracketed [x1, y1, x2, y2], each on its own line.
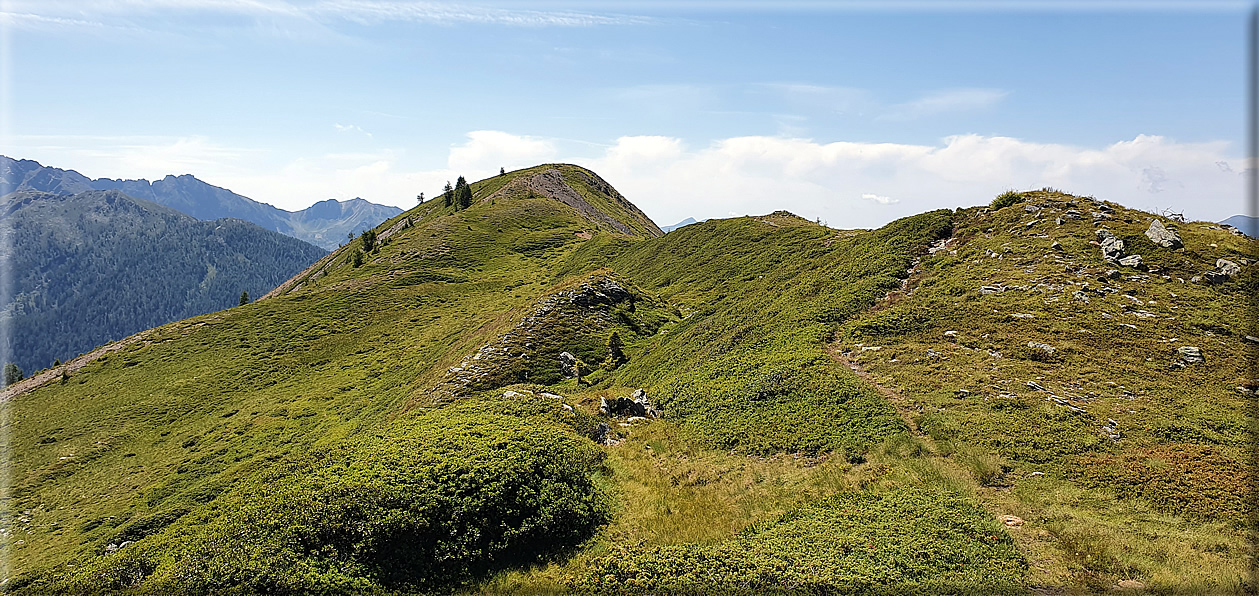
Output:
[0, 156, 402, 249]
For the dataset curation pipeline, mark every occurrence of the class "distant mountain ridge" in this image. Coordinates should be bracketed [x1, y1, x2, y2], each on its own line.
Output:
[0, 156, 402, 249]
[0, 189, 327, 373]
[1220, 214, 1256, 238]
[661, 217, 701, 233]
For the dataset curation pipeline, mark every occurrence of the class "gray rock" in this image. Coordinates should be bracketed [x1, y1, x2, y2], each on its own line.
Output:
[1145, 219, 1183, 249]
[1051, 240, 1063, 251]
[1063, 209, 1083, 220]
[1217, 258, 1241, 276]
[1117, 254, 1143, 268]
[1024, 204, 1041, 213]
[980, 285, 1003, 294]
[1243, 336, 1259, 345]
[1176, 346, 1205, 365]
[1026, 381, 1048, 392]
[1096, 229, 1124, 261]
[589, 422, 610, 443]
[1072, 290, 1090, 304]
[1027, 341, 1056, 355]
[559, 351, 577, 378]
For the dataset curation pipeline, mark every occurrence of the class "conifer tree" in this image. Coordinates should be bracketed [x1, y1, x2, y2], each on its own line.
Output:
[454, 176, 472, 210]
[239, 291, 250, 306]
[443, 181, 454, 207]
[3, 362, 23, 387]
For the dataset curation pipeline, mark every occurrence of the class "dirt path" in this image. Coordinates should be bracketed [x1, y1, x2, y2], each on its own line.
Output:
[825, 344, 923, 436]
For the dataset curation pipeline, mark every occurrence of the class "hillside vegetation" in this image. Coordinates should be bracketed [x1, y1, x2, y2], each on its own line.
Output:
[2, 168, 1253, 594]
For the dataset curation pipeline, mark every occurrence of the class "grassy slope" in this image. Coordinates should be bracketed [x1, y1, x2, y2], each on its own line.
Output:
[834, 190, 1257, 592]
[3, 173, 1252, 594]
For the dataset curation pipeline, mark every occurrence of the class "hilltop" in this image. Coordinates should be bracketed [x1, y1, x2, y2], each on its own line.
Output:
[2, 167, 1254, 594]
[0, 156, 402, 250]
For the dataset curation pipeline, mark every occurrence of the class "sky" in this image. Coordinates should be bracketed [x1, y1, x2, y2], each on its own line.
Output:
[0, 0, 1252, 229]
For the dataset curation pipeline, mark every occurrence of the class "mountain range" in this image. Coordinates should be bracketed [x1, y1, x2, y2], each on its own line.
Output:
[1, 165, 1254, 594]
[1, 156, 402, 250]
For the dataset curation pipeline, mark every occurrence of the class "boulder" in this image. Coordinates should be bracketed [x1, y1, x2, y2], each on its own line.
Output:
[1144, 220, 1183, 249]
[559, 351, 577, 378]
[1096, 229, 1124, 261]
[1217, 258, 1241, 277]
[1072, 290, 1090, 304]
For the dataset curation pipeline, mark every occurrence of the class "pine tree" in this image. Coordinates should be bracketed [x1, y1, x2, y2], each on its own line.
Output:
[417, 192, 424, 204]
[500, 167, 506, 176]
[360, 228, 377, 252]
[3, 362, 23, 387]
[443, 181, 454, 207]
[239, 291, 250, 306]
[454, 176, 472, 210]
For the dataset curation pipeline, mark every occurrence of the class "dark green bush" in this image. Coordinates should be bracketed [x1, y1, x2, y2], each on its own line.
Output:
[990, 190, 1025, 210]
[44, 406, 611, 594]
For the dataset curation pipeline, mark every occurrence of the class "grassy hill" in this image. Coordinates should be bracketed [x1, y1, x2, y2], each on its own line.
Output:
[1, 169, 1253, 594]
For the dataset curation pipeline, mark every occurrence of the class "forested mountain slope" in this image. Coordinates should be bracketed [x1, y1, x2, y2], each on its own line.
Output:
[0, 190, 327, 374]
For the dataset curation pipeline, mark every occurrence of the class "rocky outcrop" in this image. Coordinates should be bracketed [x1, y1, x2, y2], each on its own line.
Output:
[1096, 229, 1125, 262]
[1145, 219, 1183, 249]
[600, 388, 659, 418]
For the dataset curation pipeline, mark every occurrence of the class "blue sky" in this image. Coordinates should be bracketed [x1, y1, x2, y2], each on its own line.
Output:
[1, 1, 1251, 228]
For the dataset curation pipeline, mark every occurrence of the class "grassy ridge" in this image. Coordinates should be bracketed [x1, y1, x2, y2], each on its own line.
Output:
[4, 170, 1253, 594]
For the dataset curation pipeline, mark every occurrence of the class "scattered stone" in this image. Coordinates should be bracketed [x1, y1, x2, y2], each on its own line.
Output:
[980, 285, 1003, 295]
[1028, 471, 1045, 477]
[1026, 381, 1048, 392]
[1117, 579, 1147, 590]
[1244, 336, 1259, 345]
[1175, 346, 1204, 366]
[1072, 290, 1090, 304]
[1011, 313, 1035, 319]
[956, 389, 970, 398]
[1119, 323, 1137, 329]
[1217, 258, 1241, 277]
[999, 515, 1025, 527]
[626, 416, 648, 423]
[1117, 254, 1143, 268]
[1056, 217, 1064, 225]
[1063, 209, 1083, 220]
[943, 330, 958, 337]
[1027, 342, 1055, 355]
[1050, 240, 1062, 251]
[541, 392, 563, 399]
[1024, 205, 1041, 213]
[561, 403, 574, 412]
[1145, 219, 1183, 249]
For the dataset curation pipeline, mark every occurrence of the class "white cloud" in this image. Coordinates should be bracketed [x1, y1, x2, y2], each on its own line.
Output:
[333, 123, 372, 137]
[447, 130, 557, 175]
[582, 133, 1245, 229]
[862, 193, 897, 205]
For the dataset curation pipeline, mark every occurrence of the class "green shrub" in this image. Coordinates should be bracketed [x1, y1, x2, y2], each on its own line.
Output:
[990, 190, 1025, 210]
[44, 405, 611, 594]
